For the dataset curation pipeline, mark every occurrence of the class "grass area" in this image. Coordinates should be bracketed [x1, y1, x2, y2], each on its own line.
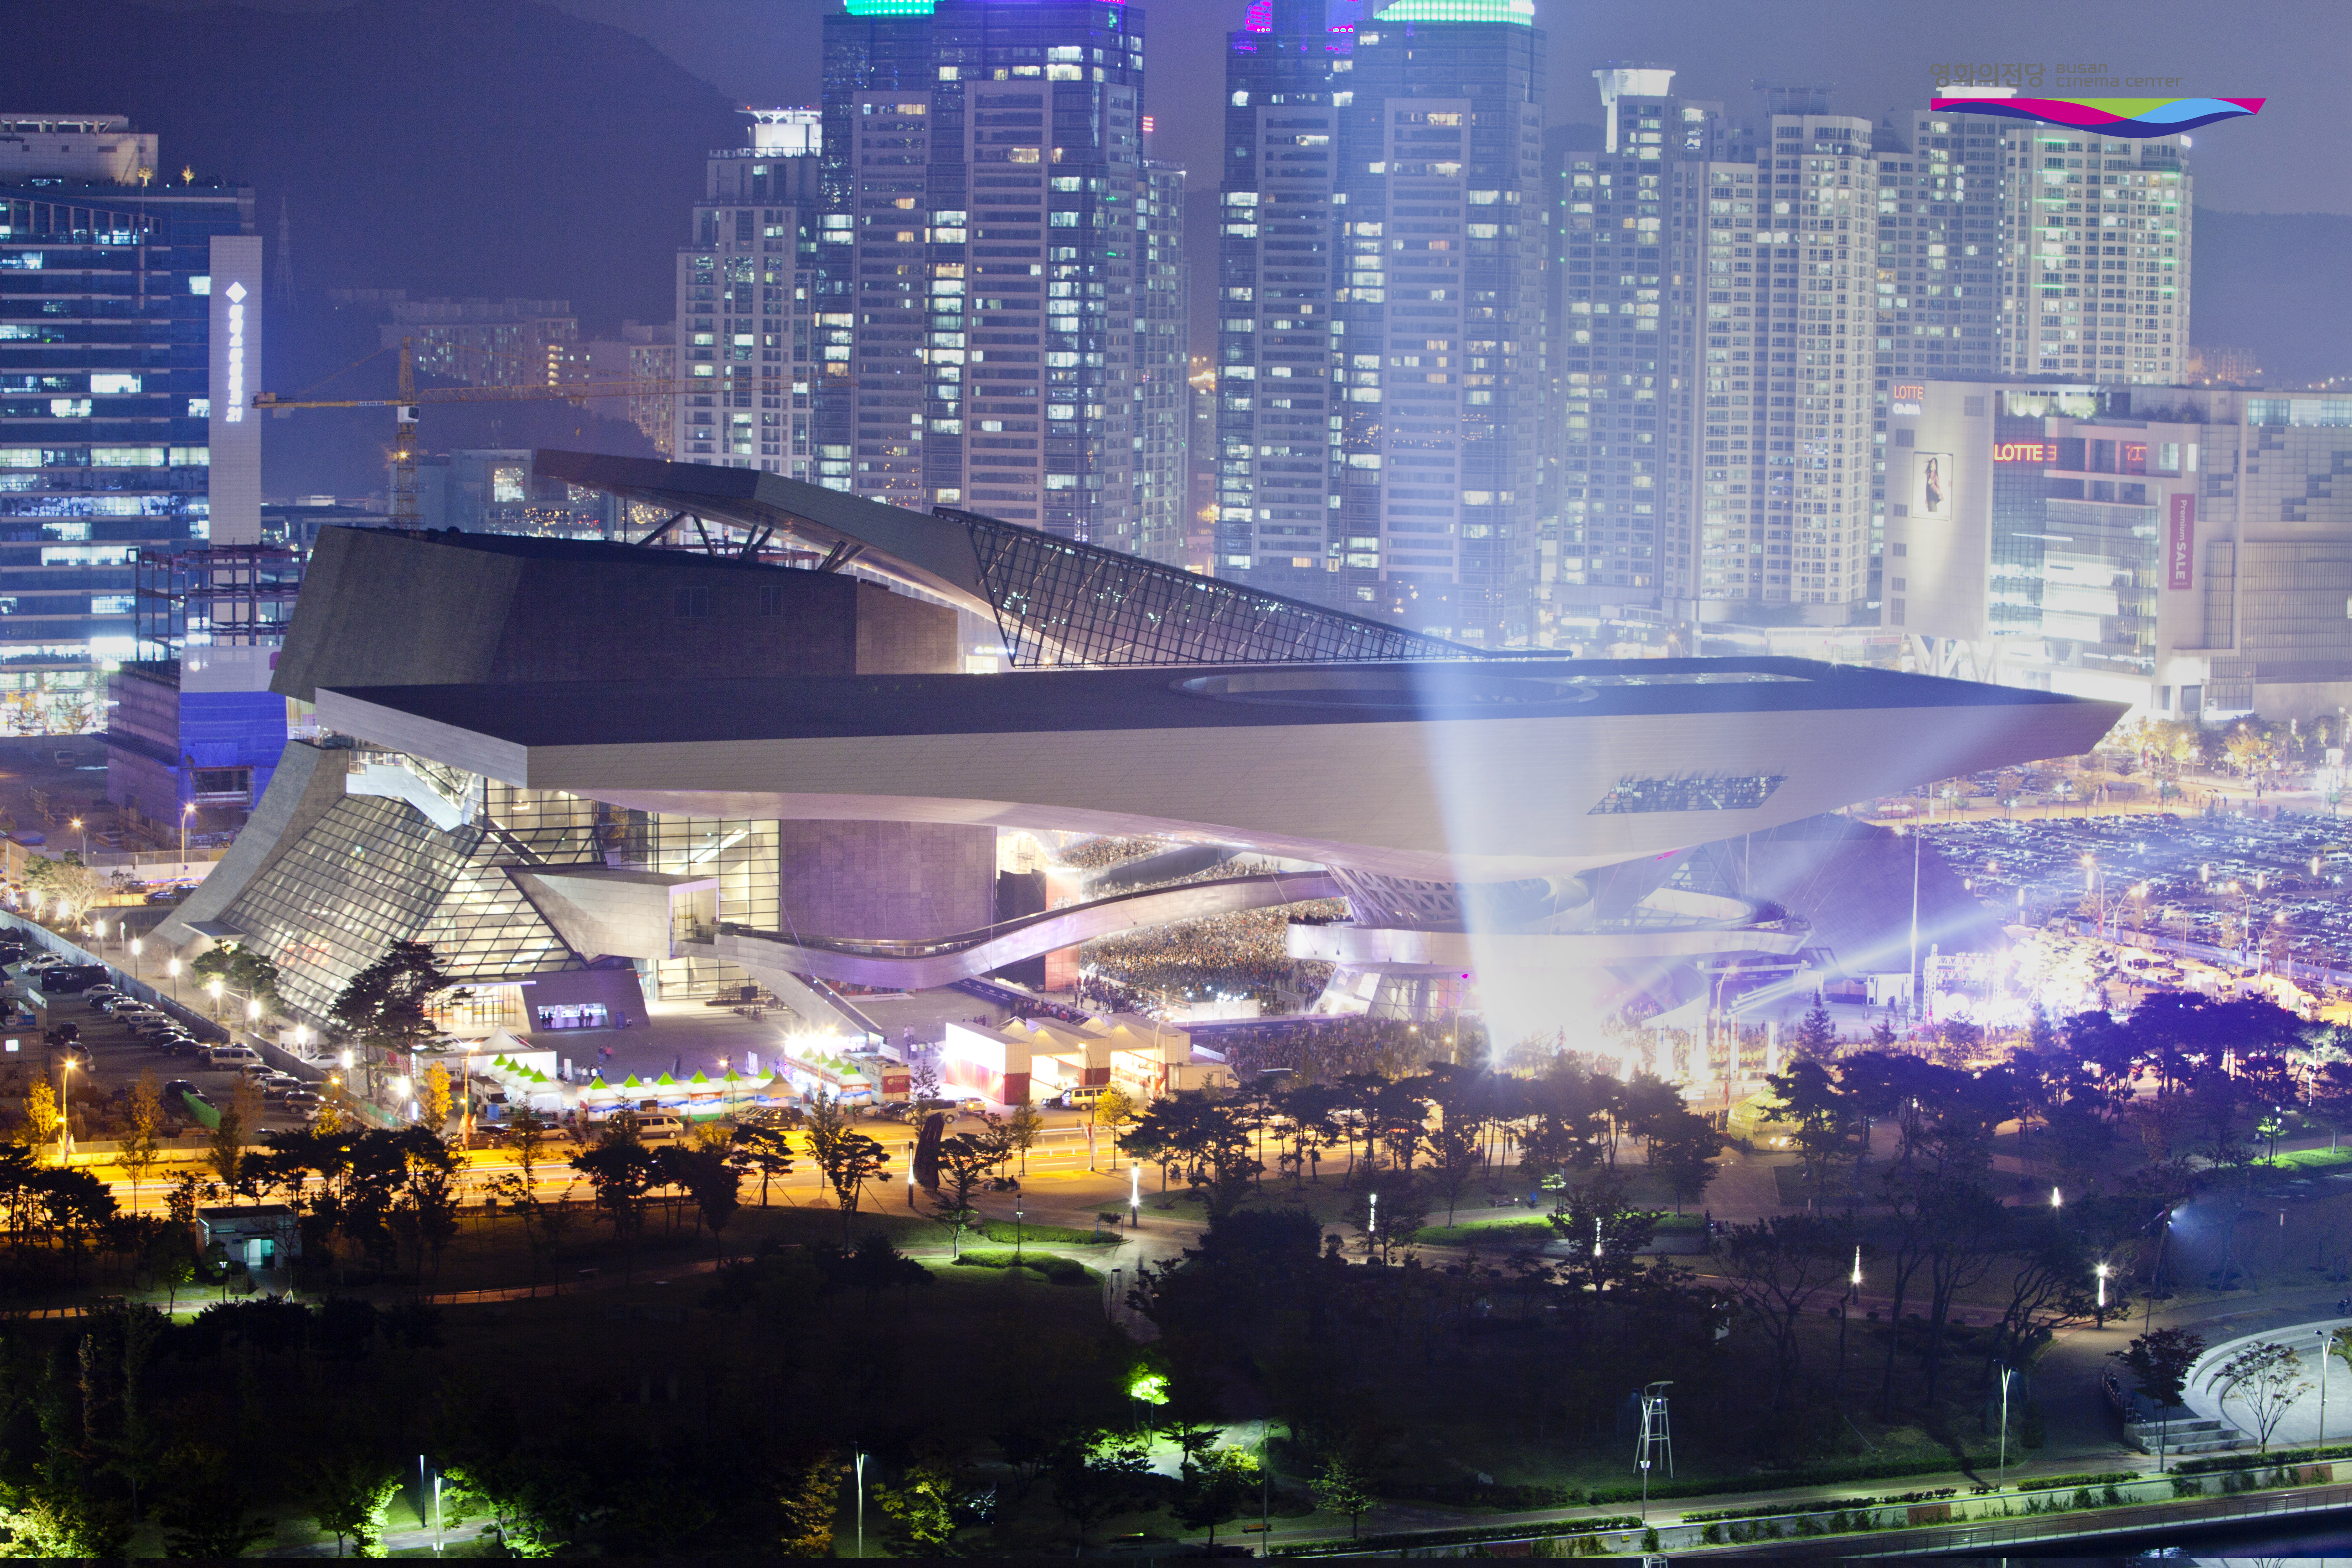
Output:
[1409, 1218, 1557, 1247]
[975, 1217, 1122, 1246]
[951, 1248, 1101, 1286]
[2262, 1145, 2352, 1171]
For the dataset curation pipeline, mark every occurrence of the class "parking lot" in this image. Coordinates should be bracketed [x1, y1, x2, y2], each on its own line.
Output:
[12, 955, 322, 1146]
[1922, 807, 2352, 985]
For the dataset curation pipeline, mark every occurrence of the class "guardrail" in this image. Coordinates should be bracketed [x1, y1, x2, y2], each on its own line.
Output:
[1845, 1478, 2352, 1558]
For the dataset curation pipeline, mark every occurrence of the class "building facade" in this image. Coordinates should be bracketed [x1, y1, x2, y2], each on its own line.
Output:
[1135, 153, 1188, 565]
[819, 0, 1149, 550]
[1550, 67, 1722, 623]
[1330, 0, 1548, 646]
[1886, 383, 2352, 724]
[0, 115, 255, 734]
[671, 109, 823, 477]
[1211, 0, 1352, 604]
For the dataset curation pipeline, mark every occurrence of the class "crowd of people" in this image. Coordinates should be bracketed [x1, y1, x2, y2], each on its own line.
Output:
[1207, 1014, 1493, 1082]
[1079, 900, 1341, 1010]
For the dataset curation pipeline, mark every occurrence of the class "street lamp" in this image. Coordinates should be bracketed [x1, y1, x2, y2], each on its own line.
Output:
[166, 957, 180, 1002]
[2095, 1261, 2109, 1314]
[1997, 1365, 2015, 1485]
[181, 802, 194, 862]
[1369, 1191, 1380, 1263]
[69, 817, 85, 860]
[56, 1057, 73, 1164]
[129, 937, 141, 986]
[1130, 1163, 1140, 1228]
[206, 978, 222, 1019]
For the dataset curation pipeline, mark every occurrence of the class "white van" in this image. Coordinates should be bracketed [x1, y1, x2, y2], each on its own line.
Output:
[202, 1044, 260, 1068]
[629, 1112, 688, 1145]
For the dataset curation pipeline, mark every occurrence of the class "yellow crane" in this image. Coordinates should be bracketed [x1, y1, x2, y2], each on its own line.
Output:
[253, 336, 711, 526]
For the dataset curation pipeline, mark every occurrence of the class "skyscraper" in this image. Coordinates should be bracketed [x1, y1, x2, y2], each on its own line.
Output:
[1687, 93, 1880, 619]
[1551, 66, 1724, 620]
[671, 108, 823, 477]
[1135, 149, 1189, 565]
[1332, 0, 1547, 645]
[820, 0, 1149, 547]
[1210, 0, 1353, 603]
[1988, 110, 2191, 384]
[0, 114, 254, 733]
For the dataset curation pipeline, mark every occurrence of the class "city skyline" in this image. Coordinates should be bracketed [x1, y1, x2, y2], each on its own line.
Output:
[552, 0, 2334, 219]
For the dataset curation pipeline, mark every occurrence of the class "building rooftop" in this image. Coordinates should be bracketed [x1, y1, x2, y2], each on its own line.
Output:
[317, 657, 2101, 750]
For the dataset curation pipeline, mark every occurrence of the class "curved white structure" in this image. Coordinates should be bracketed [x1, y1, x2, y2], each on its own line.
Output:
[700, 870, 1341, 990]
[316, 657, 2124, 885]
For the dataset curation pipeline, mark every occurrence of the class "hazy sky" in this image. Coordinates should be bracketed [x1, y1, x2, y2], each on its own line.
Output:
[541, 0, 2331, 214]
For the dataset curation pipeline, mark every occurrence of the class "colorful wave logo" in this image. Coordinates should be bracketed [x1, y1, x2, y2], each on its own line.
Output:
[1929, 97, 2263, 137]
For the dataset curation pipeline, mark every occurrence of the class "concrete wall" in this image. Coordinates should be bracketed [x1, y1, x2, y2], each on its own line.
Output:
[510, 867, 712, 961]
[273, 529, 523, 701]
[777, 820, 996, 941]
[854, 581, 961, 675]
[152, 740, 349, 952]
[275, 527, 964, 703]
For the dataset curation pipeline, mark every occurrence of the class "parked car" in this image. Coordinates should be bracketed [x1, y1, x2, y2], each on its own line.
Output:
[201, 1044, 259, 1069]
[161, 1079, 203, 1106]
[43, 1022, 79, 1045]
[281, 1090, 324, 1111]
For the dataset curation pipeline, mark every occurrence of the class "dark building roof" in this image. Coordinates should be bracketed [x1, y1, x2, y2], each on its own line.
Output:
[317, 657, 2119, 750]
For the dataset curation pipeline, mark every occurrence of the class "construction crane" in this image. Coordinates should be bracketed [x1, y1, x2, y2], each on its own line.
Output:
[253, 336, 714, 527]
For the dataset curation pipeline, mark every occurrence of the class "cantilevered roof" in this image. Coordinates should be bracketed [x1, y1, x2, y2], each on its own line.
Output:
[532, 449, 1472, 668]
[314, 656, 2127, 883]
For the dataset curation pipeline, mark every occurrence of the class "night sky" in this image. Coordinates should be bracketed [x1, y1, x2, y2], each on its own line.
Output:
[547, 0, 2336, 216]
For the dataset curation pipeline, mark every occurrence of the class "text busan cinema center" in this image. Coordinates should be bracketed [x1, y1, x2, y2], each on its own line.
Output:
[157, 454, 2122, 1057]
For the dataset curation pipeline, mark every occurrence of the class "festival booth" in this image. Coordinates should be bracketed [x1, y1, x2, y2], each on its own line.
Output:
[774, 1036, 880, 1105]
[576, 1067, 788, 1121]
[944, 1012, 1219, 1106]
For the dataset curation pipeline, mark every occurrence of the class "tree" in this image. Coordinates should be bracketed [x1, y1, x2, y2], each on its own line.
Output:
[822, 1131, 892, 1241]
[931, 1131, 1007, 1249]
[1049, 1434, 1151, 1552]
[1547, 1169, 1661, 1295]
[20, 1078, 57, 1160]
[776, 1449, 838, 1557]
[1713, 1214, 1852, 1410]
[155, 1442, 272, 1558]
[1310, 1452, 1377, 1538]
[1006, 1101, 1046, 1173]
[1767, 1058, 1847, 1186]
[2112, 1327, 2205, 1470]
[123, 1070, 163, 1204]
[1793, 999, 1838, 1062]
[422, 1062, 454, 1130]
[1174, 1446, 1259, 1552]
[728, 1122, 796, 1207]
[1425, 1106, 1485, 1223]
[325, 939, 464, 1088]
[24, 852, 103, 923]
[663, 1145, 742, 1255]
[1092, 1085, 1137, 1171]
[1646, 1109, 1724, 1212]
[873, 1458, 961, 1553]
[190, 943, 283, 1019]
[570, 1127, 658, 1261]
[803, 1089, 850, 1199]
[208, 1078, 250, 1191]
[305, 1449, 400, 1557]
[2216, 1340, 2307, 1452]
[1345, 1174, 1430, 1263]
